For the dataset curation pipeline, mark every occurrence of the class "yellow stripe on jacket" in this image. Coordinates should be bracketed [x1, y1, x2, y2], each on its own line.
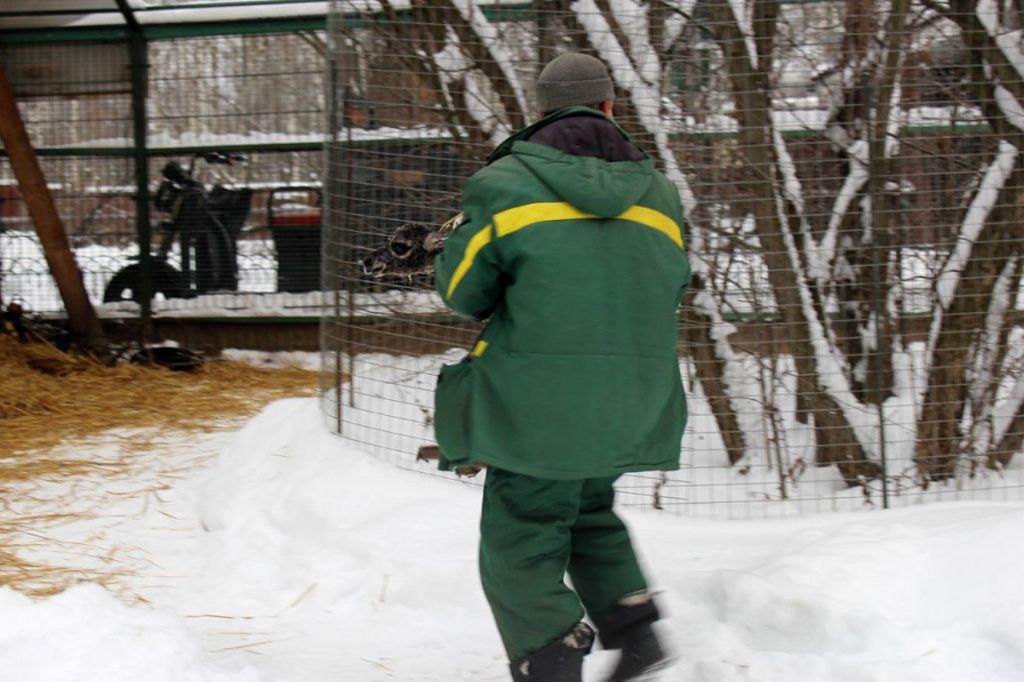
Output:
[493, 201, 682, 248]
[446, 202, 683, 299]
[446, 224, 493, 299]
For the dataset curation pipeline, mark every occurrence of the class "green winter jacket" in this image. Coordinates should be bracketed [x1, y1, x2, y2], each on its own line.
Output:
[433, 107, 691, 479]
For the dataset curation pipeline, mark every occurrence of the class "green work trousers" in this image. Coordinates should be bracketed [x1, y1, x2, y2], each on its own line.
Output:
[479, 467, 650, 661]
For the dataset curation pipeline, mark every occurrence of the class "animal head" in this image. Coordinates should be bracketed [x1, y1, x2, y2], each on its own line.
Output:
[361, 213, 462, 278]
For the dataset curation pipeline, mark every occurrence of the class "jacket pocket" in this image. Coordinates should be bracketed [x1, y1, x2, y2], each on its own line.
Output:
[434, 361, 474, 466]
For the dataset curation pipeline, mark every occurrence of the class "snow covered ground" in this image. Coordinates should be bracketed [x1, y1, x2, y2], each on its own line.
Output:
[331, 350, 1024, 518]
[0, 229, 281, 314]
[3, 395, 1024, 681]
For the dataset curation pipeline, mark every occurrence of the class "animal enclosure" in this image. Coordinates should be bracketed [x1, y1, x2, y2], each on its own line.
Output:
[0, 2, 329, 339]
[322, 0, 1024, 517]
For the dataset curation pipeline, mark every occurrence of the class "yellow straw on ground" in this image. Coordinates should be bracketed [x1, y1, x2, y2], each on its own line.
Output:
[0, 335, 338, 595]
[0, 335, 329, 462]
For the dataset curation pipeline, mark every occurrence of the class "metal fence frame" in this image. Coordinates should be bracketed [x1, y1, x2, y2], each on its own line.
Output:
[321, 0, 1024, 518]
[0, 2, 331, 330]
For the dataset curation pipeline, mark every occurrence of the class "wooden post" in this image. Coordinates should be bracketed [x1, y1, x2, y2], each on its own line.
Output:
[0, 60, 107, 353]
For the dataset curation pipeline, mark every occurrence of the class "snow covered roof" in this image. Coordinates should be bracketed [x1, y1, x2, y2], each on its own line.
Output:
[0, 1, 533, 35]
[0, 1, 330, 31]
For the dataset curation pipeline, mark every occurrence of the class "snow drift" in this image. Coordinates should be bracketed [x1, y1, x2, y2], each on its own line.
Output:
[2, 397, 1023, 681]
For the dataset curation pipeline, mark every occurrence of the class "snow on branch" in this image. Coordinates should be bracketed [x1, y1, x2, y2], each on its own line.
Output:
[966, 256, 1019, 454]
[429, 36, 463, 118]
[726, 0, 757, 70]
[606, 1, 659, 89]
[884, 77, 903, 158]
[935, 140, 1019, 310]
[993, 369, 1024, 446]
[659, 0, 697, 52]
[976, 0, 1024, 84]
[449, 0, 529, 117]
[915, 139, 1021, 406]
[431, 25, 514, 145]
[571, 0, 661, 126]
[771, 126, 825, 280]
[819, 140, 869, 271]
[777, 202, 879, 457]
[994, 85, 1024, 134]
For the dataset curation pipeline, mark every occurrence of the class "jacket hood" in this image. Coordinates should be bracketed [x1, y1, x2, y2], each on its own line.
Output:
[488, 107, 654, 217]
[510, 142, 654, 217]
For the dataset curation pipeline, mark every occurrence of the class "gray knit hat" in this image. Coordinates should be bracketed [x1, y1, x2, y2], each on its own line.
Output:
[535, 52, 615, 114]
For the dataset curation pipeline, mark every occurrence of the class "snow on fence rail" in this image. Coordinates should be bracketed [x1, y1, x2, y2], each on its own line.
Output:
[321, 1, 1024, 518]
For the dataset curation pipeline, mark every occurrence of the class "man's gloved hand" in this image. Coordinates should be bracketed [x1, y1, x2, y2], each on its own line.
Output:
[416, 444, 485, 478]
[454, 464, 484, 478]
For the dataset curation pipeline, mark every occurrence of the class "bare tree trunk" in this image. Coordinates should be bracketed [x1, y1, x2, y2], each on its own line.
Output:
[680, 275, 746, 465]
[915, 162, 1024, 480]
[860, 0, 909, 405]
[705, 0, 875, 484]
[965, 256, 1022, 457]
[989, 401, 1024, 470]
[914, 2, 1024, 481]
[819, 0, 910, 405]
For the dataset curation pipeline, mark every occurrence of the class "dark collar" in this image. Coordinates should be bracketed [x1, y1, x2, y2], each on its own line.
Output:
[526, 115, 645, 162]
[486, 106, 646, 164]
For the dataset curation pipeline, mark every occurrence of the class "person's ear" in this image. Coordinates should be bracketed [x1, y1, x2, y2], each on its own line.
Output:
[599, 100, 614, 117]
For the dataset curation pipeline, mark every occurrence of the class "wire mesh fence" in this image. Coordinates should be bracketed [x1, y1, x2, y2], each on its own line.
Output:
[0, 10, 328, 328]
[322, 0, 1024, 517]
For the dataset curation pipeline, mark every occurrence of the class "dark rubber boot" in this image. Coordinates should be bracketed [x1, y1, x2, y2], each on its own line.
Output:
[595, 594, 670, 682]
[509, 622, 595, 682]
[601, 623, 668, 681]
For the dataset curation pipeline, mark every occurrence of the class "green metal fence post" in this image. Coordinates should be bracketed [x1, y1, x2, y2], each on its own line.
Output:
[117, 0, 153, 326]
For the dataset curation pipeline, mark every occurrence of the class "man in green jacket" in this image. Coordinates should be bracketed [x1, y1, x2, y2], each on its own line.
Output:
[434, 52, 691, 682]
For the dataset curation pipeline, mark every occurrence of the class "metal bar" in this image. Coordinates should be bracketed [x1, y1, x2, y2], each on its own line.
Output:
[6, 122, 994, 158]
[326, 5, 343, 434]
[116, 0, 153, 325]
[865, 83, 891, 510]
[3, 138, 432, 157]
[342, 85, 356, 410]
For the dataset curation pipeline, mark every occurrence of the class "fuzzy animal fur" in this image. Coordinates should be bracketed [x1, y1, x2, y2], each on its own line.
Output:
[361, 213, 463, 278]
